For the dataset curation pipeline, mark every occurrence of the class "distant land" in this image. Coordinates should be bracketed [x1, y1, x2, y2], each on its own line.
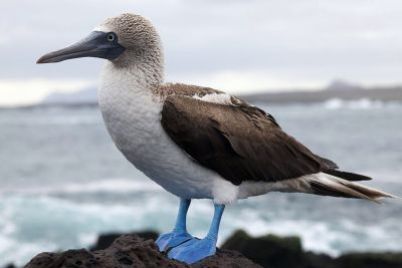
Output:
[40, 80, 402, 106]
[242, 80, 402, 104]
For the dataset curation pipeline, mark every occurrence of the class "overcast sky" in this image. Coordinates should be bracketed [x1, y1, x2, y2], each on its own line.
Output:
[1, 0, 402, 105]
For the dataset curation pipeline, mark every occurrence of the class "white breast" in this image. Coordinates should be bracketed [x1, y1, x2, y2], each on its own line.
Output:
[98, 63, 239, 202]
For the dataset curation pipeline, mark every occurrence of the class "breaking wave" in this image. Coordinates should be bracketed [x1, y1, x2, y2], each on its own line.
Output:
[322, 98, 401, 110]
[0, 178, 162, 195]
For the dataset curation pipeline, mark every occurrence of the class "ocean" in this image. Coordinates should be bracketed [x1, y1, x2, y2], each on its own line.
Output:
[0, 99, 401, 266]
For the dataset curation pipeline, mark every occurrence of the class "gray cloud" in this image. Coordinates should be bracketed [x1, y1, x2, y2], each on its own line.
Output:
[1, 0, 402, 88]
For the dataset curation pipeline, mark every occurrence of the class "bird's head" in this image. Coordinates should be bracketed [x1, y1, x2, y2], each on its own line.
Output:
[37, 13, 162, 67]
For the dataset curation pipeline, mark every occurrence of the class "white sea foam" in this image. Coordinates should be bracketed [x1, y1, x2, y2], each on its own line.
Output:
[0, 194, 174, 266]
[323, 98, 388, 110]
[0, 178, 162, 195]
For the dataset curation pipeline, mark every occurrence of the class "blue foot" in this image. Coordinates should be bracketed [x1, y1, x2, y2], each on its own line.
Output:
[155, 231, 194, 251]
[167, 237, 217, 264]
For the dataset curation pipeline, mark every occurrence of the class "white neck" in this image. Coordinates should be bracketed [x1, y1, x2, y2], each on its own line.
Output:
[101, 62, 162, 93]
[98, 61, 164, 153]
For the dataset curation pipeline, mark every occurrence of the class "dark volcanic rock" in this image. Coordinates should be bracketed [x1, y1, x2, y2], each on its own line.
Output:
[222, 230, 309, 268]
[89, 230, 159, 251]
[221, 230, 402, 268]
[335, 252, 402, 268]
[24, 234, 261, 268]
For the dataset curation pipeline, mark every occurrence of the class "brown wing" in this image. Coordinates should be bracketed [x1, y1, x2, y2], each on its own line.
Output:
[161, 94, 337, 185]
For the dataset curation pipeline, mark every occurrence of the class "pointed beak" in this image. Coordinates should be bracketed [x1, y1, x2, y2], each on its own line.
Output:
[37, 31, 125, 64]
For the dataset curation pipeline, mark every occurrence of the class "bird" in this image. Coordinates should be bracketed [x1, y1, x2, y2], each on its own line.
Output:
[37, 13, 394, 264]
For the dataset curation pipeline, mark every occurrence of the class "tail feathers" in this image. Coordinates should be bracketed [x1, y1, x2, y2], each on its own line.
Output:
[307, 173, 395, 202]
[324, 169, 372, 181]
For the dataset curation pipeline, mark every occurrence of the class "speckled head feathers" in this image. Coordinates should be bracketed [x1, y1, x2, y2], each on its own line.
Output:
[97, 13, 164, 83]
[97, 13, 161, 52]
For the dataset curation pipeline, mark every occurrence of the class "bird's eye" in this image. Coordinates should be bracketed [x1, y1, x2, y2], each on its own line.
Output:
[106, 33, 116, 42]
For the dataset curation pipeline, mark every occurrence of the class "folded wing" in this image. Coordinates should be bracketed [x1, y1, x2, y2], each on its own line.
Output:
[161, 94, 347, 185]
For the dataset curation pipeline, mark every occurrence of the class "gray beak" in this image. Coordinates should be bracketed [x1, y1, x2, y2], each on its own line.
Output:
[37, 31, 125, 64]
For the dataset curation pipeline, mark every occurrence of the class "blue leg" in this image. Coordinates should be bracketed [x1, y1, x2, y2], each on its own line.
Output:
[156, 198, 195, 251]
[168, 202, 225, 264]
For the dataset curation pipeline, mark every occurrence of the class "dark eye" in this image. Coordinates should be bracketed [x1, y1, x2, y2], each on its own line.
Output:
[106, 33, 116, 42]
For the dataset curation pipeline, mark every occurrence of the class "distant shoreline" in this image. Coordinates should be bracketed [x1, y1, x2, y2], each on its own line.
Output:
[1, 86, 402, 109]
[241, 87, 402, 104]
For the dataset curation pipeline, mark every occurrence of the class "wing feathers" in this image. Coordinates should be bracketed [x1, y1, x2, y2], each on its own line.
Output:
[161, 94, 335, 185]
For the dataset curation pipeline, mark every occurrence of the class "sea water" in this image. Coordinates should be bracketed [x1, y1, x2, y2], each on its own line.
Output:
[0, 100, 401, 266]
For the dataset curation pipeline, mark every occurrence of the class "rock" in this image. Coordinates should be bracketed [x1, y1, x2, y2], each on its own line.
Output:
[222, 230, 310, 268]
[89, 230, 159, 250]
[221, 230, 402, 268]
[335, 252, 402, 268]
[194, 250, 262, 268]
[24, 234, 261, 268]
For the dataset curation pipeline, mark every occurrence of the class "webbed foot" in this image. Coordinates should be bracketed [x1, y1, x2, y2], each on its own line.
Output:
[155, 231, 194, 251]
[167, 236, 216, 264]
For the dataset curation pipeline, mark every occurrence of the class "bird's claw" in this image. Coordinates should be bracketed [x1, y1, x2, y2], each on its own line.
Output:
[167, 236, 217, 264]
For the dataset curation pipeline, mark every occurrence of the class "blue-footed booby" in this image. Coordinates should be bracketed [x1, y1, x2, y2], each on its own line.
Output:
[37, 13, 394, 264]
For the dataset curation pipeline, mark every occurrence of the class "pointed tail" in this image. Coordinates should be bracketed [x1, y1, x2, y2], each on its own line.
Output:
[305, 172, 396, 202]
